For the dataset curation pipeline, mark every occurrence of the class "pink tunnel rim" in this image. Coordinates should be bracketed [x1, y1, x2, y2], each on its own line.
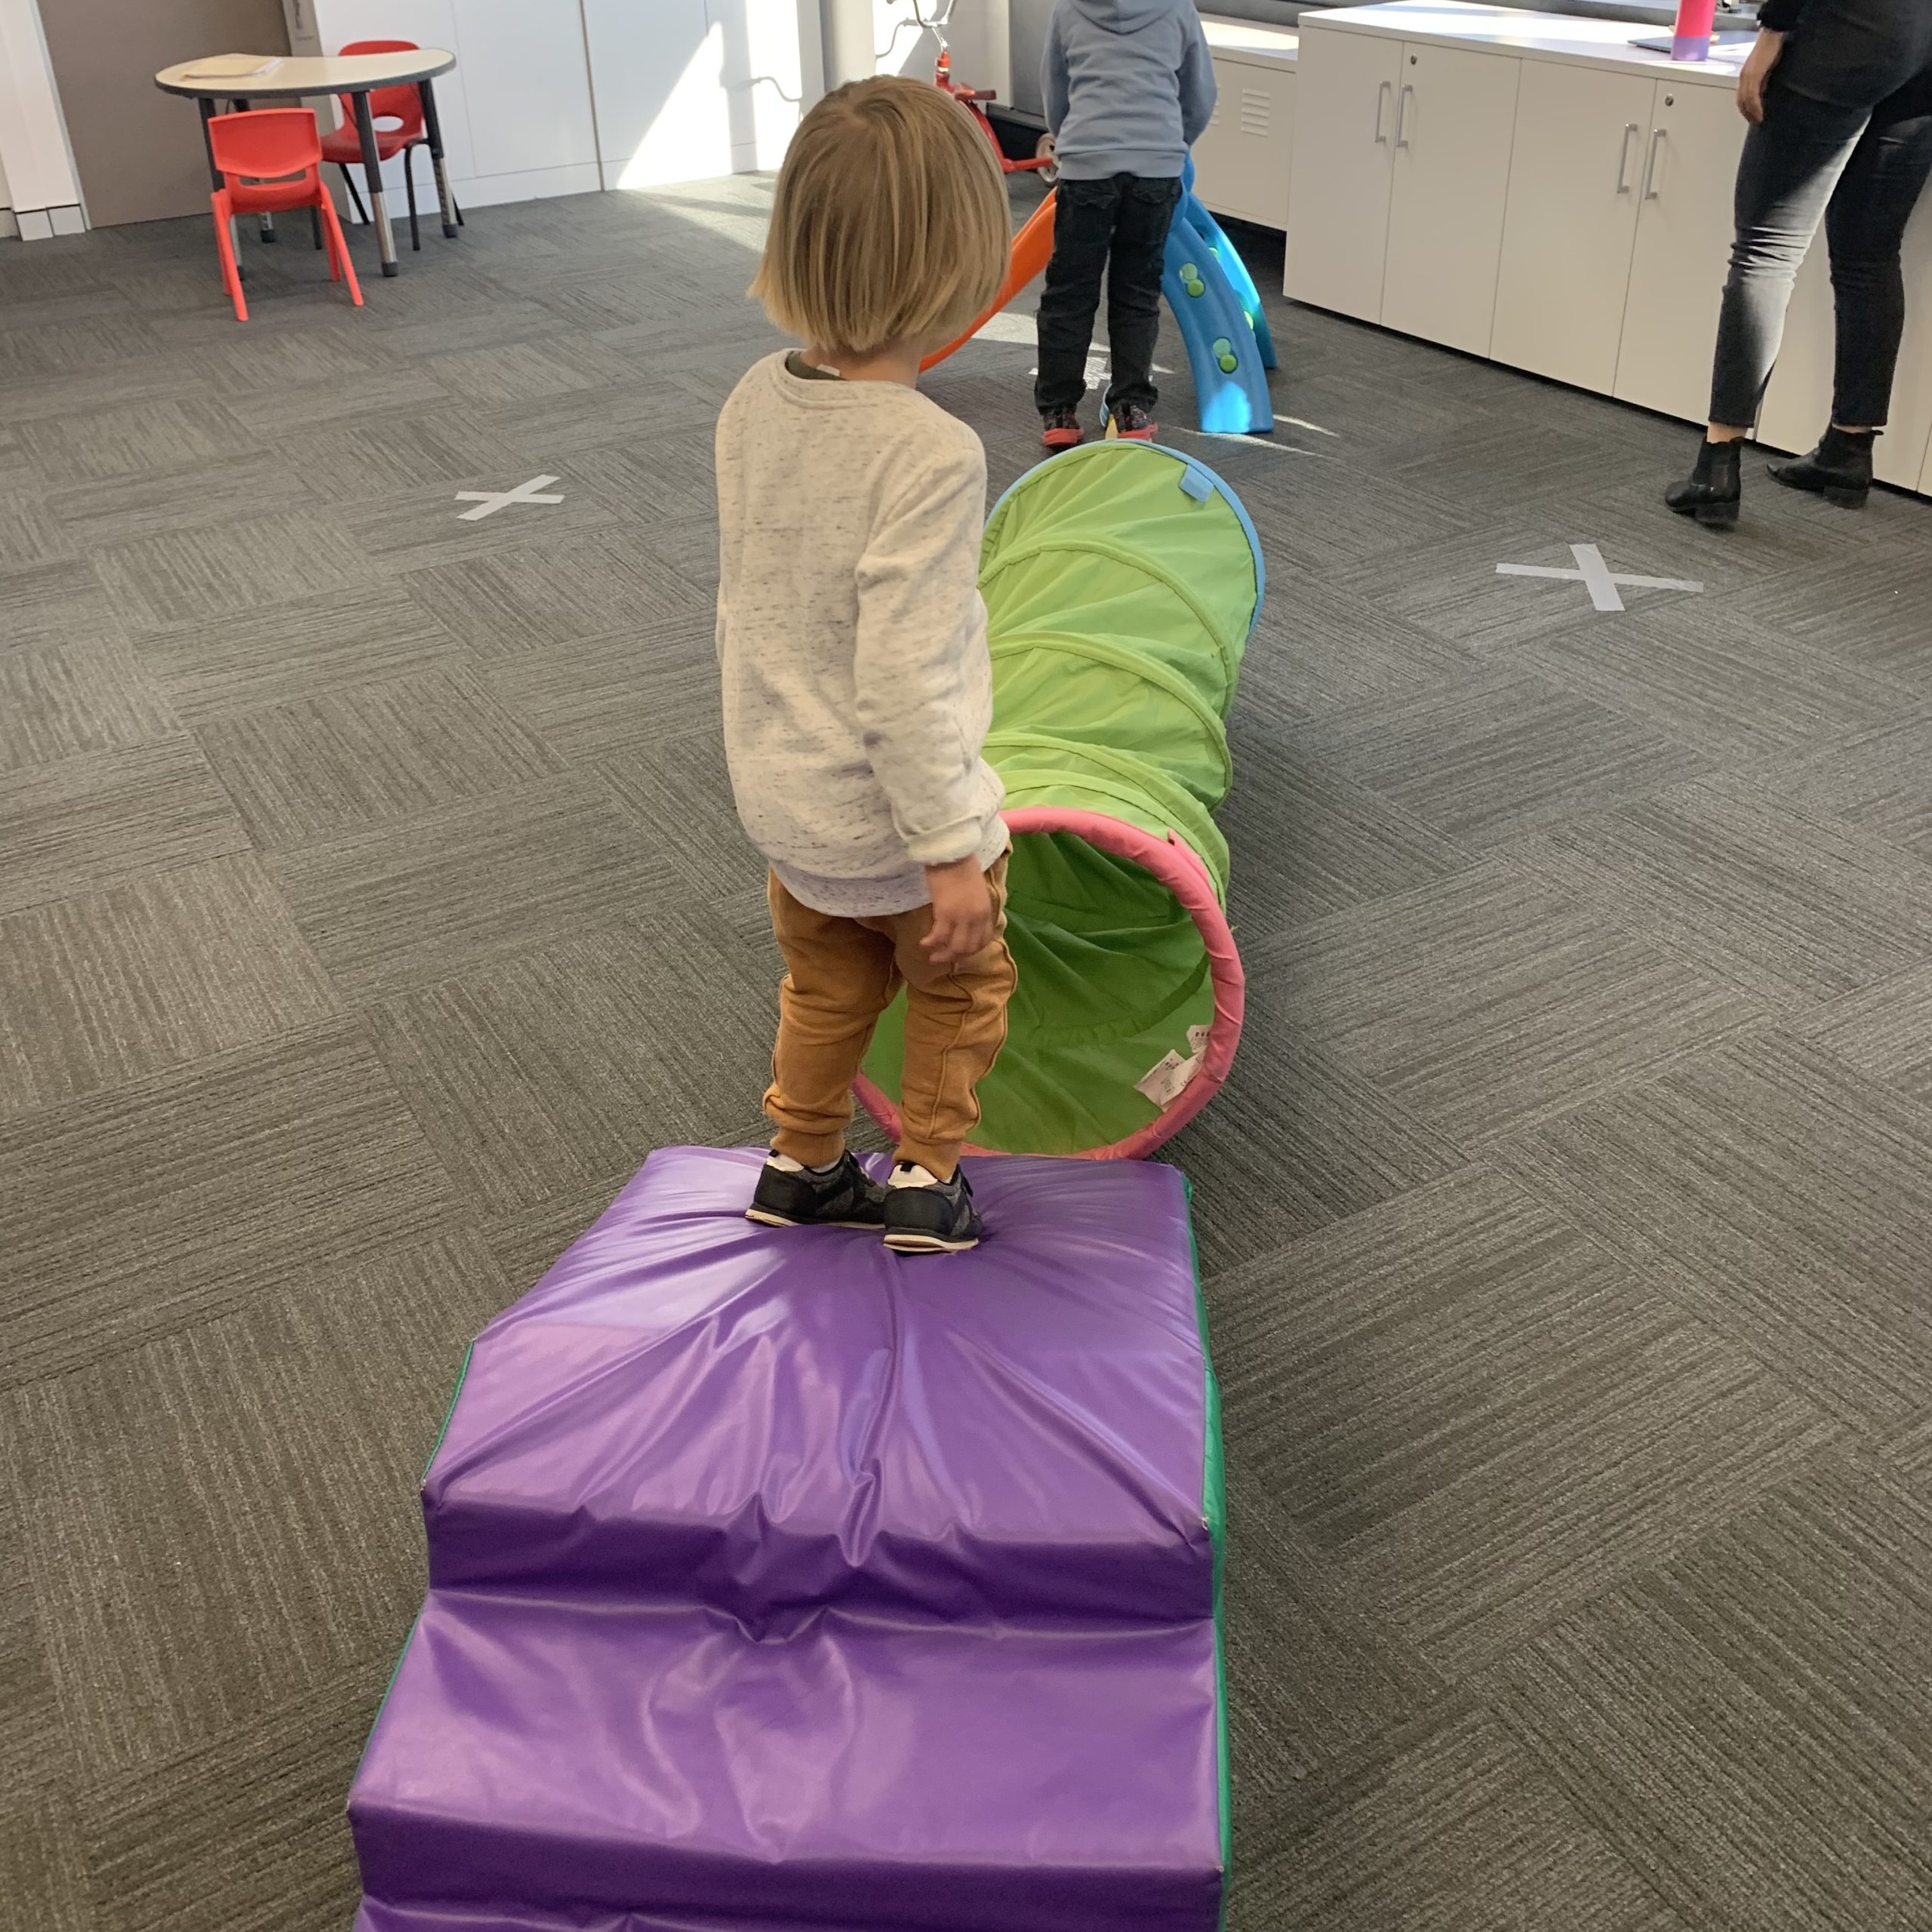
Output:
[853, 805, 1245, 1162]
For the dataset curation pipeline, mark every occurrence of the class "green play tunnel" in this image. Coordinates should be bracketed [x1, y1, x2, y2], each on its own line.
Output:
[857, 441, 1263, 1158]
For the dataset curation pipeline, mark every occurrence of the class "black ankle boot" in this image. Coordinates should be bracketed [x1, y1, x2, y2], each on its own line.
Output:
[1665, 438, 1743, 529]
[1769, 426, 1875, 508]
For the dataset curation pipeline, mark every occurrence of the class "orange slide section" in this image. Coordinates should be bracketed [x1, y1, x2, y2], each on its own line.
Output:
[920, 192, 1057, 373]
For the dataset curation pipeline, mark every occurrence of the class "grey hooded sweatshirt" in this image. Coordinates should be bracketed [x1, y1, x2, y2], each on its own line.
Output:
[1041, 0, 1217, 181]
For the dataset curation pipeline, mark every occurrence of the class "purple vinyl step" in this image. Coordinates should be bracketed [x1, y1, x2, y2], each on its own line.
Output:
[351, 1148, 1226, 1932]
[422, 1149, 1214, 1626]
[352, 1590, 1221, 1932]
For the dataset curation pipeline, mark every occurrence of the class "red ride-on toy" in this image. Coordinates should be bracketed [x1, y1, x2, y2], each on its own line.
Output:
[935, 46, 1057, 182]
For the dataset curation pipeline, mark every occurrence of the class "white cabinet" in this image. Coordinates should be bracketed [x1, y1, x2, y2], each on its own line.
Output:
[1285, 26, 1401, 321]
[1192, 53, 1295, 230]
[1614, 80, 1749, 421]
[1380, 40, 1520, 355]
[1286, 26, 1518, 352]
[1491, 60, 1653, 391]
[1494, 66, 1745, 416]
[1758, 186, 1932, 490]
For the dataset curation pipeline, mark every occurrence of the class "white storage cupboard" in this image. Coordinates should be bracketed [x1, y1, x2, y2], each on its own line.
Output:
[1192, 17, 1298, 232]
[1287, 27, 1524, 355]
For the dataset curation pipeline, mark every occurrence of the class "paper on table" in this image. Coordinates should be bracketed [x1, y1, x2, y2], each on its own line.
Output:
[183, 54, 283, 79]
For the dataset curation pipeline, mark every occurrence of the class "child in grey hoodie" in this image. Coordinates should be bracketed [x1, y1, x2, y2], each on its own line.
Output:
[1036, 0, 1216, 447]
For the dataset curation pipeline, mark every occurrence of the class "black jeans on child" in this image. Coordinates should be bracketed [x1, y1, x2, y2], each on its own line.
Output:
[1709, 73, 1932, 429]
[1034, 174, 1182, 417]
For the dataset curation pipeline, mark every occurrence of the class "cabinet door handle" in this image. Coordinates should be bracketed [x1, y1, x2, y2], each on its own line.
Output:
[1641, 125, 1666, 199]
[1374, 78, 1392, 144]
[1616, 122, 1639, 193]
[1395, 84, 1414, 149]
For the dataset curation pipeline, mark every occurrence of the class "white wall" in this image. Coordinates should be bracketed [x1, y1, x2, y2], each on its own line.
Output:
[0, 0, 86, 235]
[589, 0, 821, 189]
[297, 0, 602, 212]
[823, 0, 1009, 105]
[298, 0, 822, 210]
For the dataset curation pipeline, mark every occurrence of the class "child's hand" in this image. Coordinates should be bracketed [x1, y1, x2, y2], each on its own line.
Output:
[922, 857, 995, 968]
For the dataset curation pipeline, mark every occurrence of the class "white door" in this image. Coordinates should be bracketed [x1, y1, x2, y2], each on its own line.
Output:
[1284, 25, 1402, 319]
[1491, 60, 1654, 392]
[1614, 80, 1749, 423]
[1194, 57, 1295, 229]
[1380, 41, 1522, 356]
[1760, 183, 1932, 489]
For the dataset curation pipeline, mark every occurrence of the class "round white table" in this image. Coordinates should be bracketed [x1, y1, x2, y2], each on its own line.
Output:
[155, 50, 457, 277]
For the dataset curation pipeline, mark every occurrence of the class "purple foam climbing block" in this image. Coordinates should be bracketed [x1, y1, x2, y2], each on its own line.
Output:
[349, 1147, 1225, 1932]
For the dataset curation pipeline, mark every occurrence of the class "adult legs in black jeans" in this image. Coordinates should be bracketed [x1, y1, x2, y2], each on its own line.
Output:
[1707, 78, 1932, 432]
[1672, 75, 1932, 521]
[1035, 174, 1181, 418]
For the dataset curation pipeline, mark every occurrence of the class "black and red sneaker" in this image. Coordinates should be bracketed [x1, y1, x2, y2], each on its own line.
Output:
[1109, 402, 1157, 441]
[1041, 408, 1083, 451]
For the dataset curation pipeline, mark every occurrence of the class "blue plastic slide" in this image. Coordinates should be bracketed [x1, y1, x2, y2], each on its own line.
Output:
[1161, 158, 1275, 435]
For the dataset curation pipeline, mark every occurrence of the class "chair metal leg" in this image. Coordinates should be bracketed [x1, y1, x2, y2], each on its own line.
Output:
[338, 163, 370, 225]
[405, 143, 421, 251]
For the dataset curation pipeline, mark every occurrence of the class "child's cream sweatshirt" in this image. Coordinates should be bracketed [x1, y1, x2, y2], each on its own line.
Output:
[714, 352, 1008, 917]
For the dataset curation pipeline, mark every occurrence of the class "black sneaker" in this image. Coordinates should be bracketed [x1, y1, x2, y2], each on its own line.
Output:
[746, 1152, 887, 1230]
[1109, 401, 1157, 441]
[882, 1163, 983, 1254]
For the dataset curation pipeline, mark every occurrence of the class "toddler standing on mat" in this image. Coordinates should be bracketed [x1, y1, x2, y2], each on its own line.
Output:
[1037, 0, 1217, 448]
[715, 77, 1017, 1254]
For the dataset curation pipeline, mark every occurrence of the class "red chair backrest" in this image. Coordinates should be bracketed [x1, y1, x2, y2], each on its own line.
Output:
[337, 38, 425, 140]
[209, 106, 324, 180]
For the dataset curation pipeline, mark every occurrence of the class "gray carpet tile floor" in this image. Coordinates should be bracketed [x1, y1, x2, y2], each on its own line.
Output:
[3, 171, 1932, 1932]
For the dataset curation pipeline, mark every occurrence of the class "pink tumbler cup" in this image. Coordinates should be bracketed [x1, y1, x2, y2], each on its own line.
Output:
[1672, 0, 1718, 60]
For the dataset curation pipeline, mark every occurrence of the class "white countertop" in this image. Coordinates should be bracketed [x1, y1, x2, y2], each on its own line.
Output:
[1305, 2, 1752, 86]
[1201, 15, 1299, 66]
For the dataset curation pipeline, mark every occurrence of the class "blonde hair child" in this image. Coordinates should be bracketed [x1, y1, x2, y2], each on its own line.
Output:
[752, 76, 1008, 365]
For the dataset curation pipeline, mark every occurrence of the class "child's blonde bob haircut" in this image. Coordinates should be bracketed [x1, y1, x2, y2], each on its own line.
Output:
[752, 77, 1010, 358]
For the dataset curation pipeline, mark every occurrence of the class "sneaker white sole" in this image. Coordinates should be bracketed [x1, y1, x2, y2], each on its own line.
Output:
[882, 1230, 980, 1254]
[745, 1208, 884, 1231]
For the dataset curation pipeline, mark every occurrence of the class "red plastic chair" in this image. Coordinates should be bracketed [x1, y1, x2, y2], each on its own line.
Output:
[319, 38, 452, 252]
[208, 109, 361, 323]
